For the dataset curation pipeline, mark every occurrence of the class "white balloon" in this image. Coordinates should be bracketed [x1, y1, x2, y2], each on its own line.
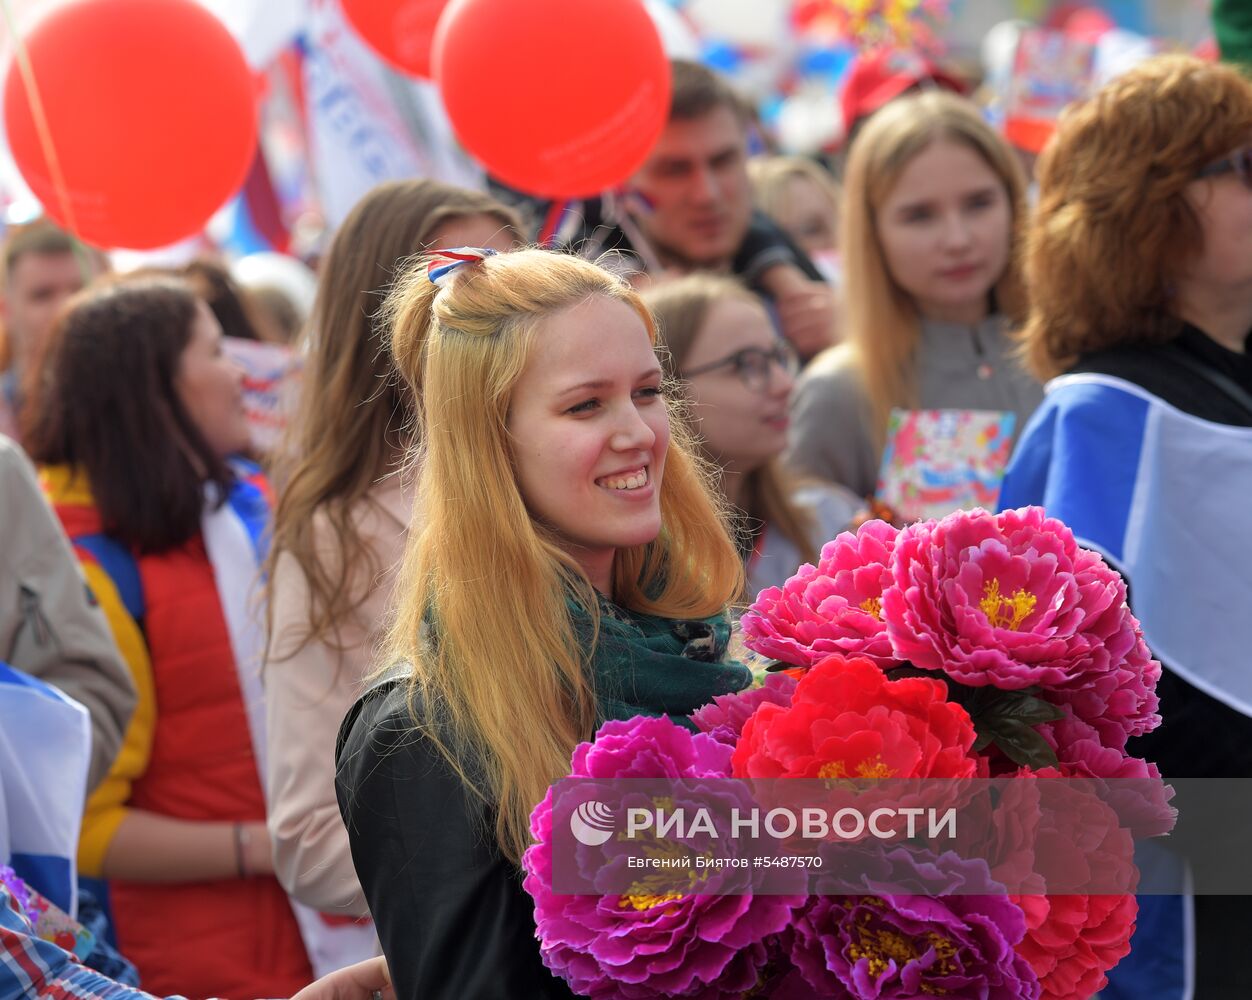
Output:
[643, 0, 700, 61]
[777, 88, 843, 156]
[232, 252, 319, 323]
[982, 20, 1028, 92]
[1094, 29, 1159, 88]
[686, 0, 787, 48]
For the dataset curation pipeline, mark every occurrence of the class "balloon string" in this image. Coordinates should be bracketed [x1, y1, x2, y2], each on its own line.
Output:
[0, 0, 81, 238]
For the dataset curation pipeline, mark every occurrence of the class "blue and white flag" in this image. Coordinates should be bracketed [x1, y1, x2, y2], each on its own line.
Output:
[0, 662, 91, 917]
[1001, 372, 1252, 718]
[1001, 371, 1252, 1000]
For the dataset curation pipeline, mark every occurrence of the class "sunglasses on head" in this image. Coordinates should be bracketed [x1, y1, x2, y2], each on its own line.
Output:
[1196, 146, 1252, 188]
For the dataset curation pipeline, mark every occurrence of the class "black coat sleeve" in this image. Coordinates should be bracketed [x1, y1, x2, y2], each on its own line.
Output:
[335, 682, 577, 1000]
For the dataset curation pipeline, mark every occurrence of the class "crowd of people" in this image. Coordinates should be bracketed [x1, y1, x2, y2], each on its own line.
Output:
[0, 30, 1250, 1000]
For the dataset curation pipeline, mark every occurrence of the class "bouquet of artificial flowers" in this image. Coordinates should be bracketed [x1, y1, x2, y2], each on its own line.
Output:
[523, 507, 1166, 999]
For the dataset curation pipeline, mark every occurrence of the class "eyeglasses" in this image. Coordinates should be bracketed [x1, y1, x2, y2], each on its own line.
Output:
[681, 342, 799, 393]
[1196, 146, 1252, 188]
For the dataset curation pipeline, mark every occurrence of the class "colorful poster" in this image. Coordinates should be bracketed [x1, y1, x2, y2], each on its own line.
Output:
[1003, 27, 1095, 153]
[222, 337, 302, 455]
[875, 408, 1017, 523]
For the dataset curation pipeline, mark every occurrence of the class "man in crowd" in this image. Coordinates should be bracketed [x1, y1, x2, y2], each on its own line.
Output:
[0, 221, 103, 440]
[561, 60, 838, 361]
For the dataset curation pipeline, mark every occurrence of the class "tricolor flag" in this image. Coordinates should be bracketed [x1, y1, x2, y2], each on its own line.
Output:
[0, 663, 91, 917]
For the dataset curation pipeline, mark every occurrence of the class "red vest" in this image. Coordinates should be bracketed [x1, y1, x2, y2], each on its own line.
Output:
[62, 503, 312, 998]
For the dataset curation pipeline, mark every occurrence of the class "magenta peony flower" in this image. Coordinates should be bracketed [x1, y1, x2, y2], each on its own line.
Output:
[690, 672, 798, 742]
[882, 507, 1159, 741]
[1043, 635, 1160, 749]
[778, 879, 1040, 999]
[741, 519, 902, 670]
[523, 716, 804, 999]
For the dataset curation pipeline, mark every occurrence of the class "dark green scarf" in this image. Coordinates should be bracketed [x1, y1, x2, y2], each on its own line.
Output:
[572, 598, 752, 729]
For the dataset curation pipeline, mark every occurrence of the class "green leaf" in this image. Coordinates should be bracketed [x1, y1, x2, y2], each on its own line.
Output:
[953, 684, 1065, 771]
[978, 718, 1061, 770]
[981, 691, 1066, 728]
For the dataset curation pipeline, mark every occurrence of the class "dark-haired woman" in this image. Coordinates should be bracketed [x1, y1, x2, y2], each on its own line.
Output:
[25, 278, 312, 998]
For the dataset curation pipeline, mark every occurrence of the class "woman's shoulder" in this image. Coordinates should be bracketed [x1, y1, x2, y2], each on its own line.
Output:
[797, 342, 861, 384]
[792, 343, 869, 420]
[335, 667, 414, 763]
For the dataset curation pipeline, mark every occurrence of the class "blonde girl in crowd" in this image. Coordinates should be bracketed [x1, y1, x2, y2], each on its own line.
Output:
[263, 180, 521, 930]
[786, 91, 1041, 500]
[645, 274, 858, 596]
[748, 155, 842, 281]
[335, 248, 750, 999]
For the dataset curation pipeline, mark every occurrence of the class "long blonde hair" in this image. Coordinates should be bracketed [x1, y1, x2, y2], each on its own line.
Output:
[841, 91, 1028, 443]
[645, 273, 817, 568]
[384, 248, 743, 862]
[264, 180, 521, 662]
[748, 155, 840, 251]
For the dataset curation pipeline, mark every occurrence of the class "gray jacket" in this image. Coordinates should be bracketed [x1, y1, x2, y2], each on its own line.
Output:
[785, 315, 1044, 498]
[0, 435, 135, 794]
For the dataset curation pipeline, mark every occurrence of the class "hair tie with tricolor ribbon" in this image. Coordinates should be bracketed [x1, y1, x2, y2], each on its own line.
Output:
[427, 246, 498, 288]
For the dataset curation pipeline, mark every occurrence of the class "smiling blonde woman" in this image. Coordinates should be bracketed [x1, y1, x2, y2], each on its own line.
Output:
[335, 248, 750, 999]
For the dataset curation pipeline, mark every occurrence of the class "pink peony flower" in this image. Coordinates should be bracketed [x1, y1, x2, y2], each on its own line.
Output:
[882, 507, 1159, 742]
[1032, 714, 1175, 839]
[1043, 635, 1160, 749]
[1036, 714, 1160, 782]
[523, 716, 804, 999]
[690, 672, 797, 743]
[740, 519, 902, 670]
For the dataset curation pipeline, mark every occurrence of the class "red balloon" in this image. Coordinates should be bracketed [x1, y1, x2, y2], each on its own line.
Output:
[433, 0, 671, 199]
[4, 0, 257, 250]
[341, 0, 450, 79]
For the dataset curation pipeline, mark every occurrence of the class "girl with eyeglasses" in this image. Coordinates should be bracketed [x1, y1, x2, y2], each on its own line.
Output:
[999, 54, 1252, 1000]
[786, 91, 1042, 504]
[646, 274, 858, 596]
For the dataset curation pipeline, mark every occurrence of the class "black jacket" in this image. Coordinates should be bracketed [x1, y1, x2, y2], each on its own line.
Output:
[335, 679, 576, 1000]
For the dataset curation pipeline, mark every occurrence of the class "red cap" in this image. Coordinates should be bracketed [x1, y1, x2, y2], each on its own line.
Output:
[839, 48, 968, 137]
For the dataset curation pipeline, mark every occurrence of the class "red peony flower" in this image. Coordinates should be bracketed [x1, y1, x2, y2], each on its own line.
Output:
[1011, 893, 1136, 1000]
[731, 655, 980, 781]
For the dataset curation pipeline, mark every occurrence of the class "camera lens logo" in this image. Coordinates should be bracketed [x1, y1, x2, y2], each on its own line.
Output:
[569, 801, 615, 846]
